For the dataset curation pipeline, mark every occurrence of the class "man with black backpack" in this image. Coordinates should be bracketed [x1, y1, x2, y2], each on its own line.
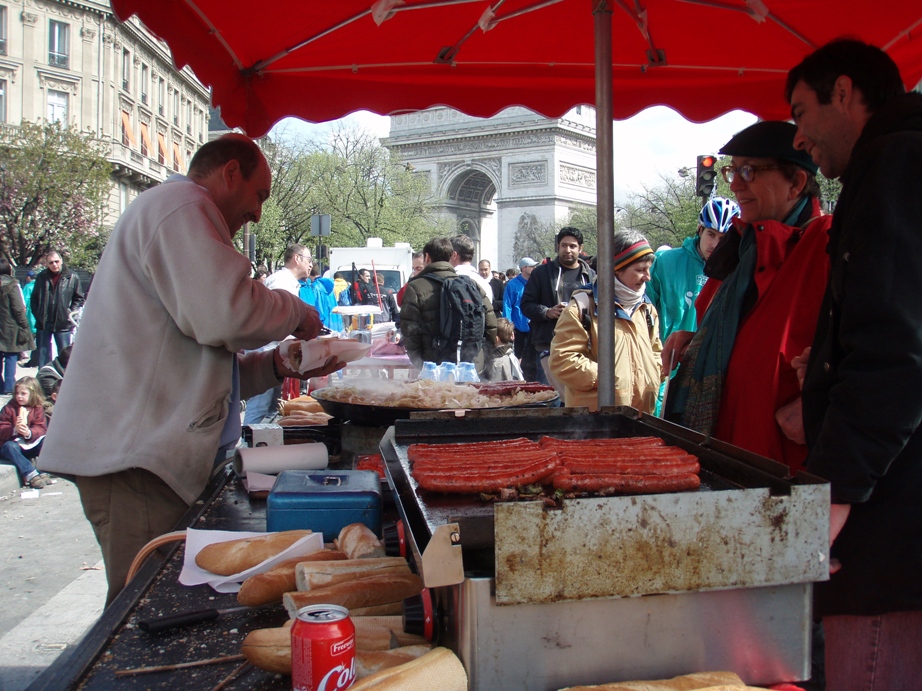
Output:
[399, 236, 496, 371]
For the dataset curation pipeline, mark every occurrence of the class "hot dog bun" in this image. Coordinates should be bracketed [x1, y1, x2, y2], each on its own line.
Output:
[195, 530, 312, 576]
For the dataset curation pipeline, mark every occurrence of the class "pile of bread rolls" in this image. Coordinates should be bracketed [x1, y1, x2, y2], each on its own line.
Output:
[201, 523, 434, 680]
[277, 395, 333, 427]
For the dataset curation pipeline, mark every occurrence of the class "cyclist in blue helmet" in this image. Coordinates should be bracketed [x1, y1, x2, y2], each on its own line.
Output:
[646, 197, 739, 344]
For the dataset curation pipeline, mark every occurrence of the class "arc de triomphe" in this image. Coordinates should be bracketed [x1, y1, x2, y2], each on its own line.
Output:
[382, 106, 597, 271]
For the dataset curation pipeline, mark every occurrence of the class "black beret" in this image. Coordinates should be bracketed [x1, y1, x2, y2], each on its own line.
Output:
[719, 121, 819, 175]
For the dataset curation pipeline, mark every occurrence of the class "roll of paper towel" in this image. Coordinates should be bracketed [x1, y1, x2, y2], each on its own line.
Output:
[233, 444, 328, 477]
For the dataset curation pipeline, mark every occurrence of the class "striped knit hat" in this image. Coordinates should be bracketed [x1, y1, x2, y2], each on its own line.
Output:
[614, 240, 654, 271]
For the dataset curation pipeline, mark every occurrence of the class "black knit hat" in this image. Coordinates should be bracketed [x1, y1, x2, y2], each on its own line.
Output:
[719, 121, 819, 175]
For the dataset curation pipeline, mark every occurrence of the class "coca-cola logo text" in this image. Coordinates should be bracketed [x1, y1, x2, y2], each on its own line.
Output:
[317, 657, 356, 691]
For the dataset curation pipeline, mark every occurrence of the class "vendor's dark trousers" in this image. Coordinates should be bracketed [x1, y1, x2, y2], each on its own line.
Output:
[824, 610, 922, 690]
[76, 468, 188, 606]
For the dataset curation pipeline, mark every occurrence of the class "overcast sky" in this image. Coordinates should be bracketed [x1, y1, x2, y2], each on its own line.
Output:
[272, 106, 758, 204]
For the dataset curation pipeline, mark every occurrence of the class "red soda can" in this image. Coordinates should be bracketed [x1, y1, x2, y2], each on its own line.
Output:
[291, 604, 356, 691]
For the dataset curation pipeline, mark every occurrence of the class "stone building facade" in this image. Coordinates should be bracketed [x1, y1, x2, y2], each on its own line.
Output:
[383, 106, 597, 271]
[0, 0, 210, 227]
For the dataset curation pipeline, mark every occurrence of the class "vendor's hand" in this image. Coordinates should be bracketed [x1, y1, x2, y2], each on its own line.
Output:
[662, 330, 694, 371]
[546, 304, 565, 321]
[292, 306, 322, 341]
[828, 503, 851, 575]
[791, 347, 811, 390]
[273, 348, 345, 380]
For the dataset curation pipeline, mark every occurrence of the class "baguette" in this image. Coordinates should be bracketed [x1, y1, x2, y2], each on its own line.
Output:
[238, 550, 347, 606]
[284, 573, 423, 617]
[296, 557, 409, 591]
[195, 530, 313, 576]
[350, 647, 467, 690]
[558, 671, 750, 690]
[350, 602, 404, 616]
[278, 412, 333, 427]
[241, 621, 293, 674]
[241, 620, 430, 680]
[335, 523, 386, 559]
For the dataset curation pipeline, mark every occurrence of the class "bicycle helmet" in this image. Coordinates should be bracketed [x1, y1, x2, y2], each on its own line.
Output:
[699, 197, 740, 234]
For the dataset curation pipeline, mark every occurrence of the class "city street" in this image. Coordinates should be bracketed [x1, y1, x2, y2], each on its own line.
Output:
[0, 367, 106, 691]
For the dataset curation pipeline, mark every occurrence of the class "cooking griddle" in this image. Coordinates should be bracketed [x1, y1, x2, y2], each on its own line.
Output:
[380, 407, 830, 604]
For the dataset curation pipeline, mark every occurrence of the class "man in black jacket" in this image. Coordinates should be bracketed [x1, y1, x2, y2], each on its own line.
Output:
[30, 251, 84, 368]
[520, 227, 594, 389]
[787, 39, 922, 687]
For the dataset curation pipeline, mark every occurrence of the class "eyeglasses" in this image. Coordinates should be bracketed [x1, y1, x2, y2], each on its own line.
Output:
[297, 254, 312, 263]
[721, 164, 779, 184]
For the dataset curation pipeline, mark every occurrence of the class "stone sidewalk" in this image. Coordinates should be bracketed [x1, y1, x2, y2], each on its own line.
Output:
[0, 477, 105, 691]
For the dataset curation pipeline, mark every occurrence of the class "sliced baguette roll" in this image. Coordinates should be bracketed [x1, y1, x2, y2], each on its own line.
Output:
[237, 550, 347, 606]
[296, 557, 410, 591]
[195, 530, 313, 576]
[335, 523, 386, 559]
[284, 573, 423, 617]
[350, 647, 467, 690]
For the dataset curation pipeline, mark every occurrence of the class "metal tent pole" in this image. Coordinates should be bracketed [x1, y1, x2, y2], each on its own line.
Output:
[594, 0, 615, 407]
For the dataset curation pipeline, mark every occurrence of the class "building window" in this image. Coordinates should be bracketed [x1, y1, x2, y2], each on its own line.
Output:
[185, 100, 192, 134]
[157, 132, 166, 165]
[158, 77, 165, 116]
[49, 20, 69, 69]
[0, 7, 8, 56]
[140, 64, 149, 105]
[47, 89, 68, 123]
[122, 49, 131, 92]
[140, 122, 153, 157]
[120, 110, 137, 149]
[119, 182, 129, 214]
[172, 89, 179, 126]
[0, 80, 6, 123]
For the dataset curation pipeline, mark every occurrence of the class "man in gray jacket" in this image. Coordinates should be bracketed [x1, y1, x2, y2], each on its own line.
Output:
[39, 134, 343, 605]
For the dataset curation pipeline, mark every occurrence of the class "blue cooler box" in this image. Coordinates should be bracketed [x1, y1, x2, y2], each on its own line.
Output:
[266, 470, 382, 540]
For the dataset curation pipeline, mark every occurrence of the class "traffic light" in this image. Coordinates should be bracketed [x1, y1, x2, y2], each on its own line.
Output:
[696, 154, 717, 198]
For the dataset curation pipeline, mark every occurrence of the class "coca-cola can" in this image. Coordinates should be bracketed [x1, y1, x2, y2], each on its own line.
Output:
[291, 604, 356, 691]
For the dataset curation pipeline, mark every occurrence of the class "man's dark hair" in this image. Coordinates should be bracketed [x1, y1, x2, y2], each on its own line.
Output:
[785, 39, 905, 112]
[424, 237, 453, 263]
[449, 234, 475, 263]
[255, 265, 269, 279]
[0, 258, 10, 276]
[412, 251, 424, 261]
[557, 226, 584, 247]
[188, 134, 264, 179]
[283, 244, 307, 264]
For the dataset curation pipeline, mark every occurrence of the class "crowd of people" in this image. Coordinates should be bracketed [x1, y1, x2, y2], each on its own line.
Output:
[0, 36, 917, 690]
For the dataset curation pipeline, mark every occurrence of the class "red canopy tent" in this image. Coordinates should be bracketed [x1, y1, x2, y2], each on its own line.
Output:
[110, 0, 922, 138]
[109, 0, 922, 403]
